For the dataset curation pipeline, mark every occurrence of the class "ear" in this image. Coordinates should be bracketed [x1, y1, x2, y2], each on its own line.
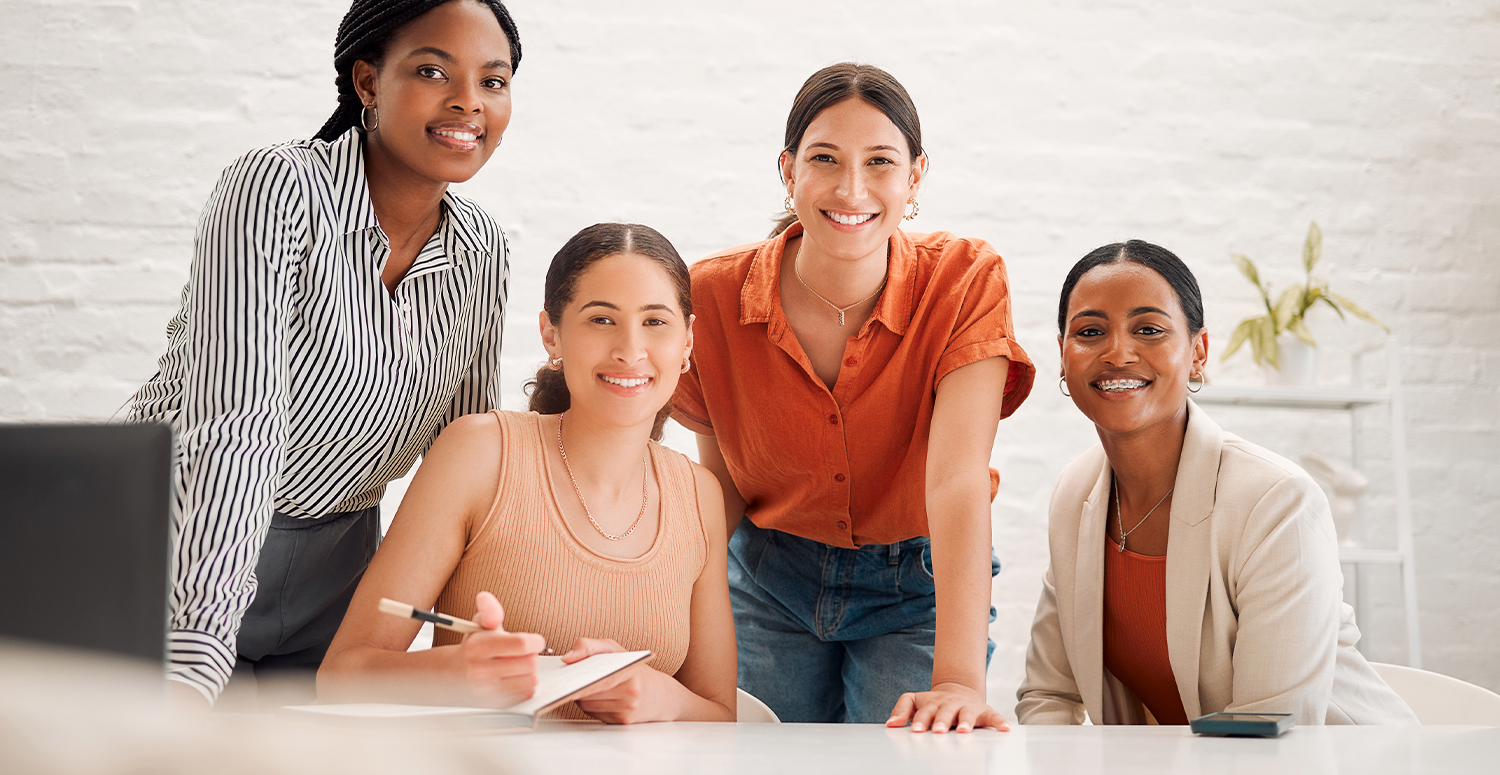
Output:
[539, 310, 560, 358]
[352, 59, 379, 106]
[1191, 328, 1209, 376]
[1057, 334, 1065, 378]
[684, 312, 696, 357]
[908, 154, 928, 194]
[779, 151, 796, 193]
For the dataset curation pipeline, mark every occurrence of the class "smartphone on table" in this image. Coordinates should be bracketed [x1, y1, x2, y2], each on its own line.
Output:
[1189, 712, 1295, 737]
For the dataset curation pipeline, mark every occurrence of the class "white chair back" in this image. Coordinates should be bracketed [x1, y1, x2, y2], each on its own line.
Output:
[1370, 662, 1500, 726]
[735, 688, 780, 723]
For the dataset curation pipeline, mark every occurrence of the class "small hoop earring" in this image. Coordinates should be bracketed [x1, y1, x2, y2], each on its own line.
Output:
[783, 195, 796, 216]
[681, 356, 692, 374]
[548, 356, 562, 370]
[360, 103, 379, 132]
[903, 198, 920, 220]
[1188, 372, 1204, 394]
[1058, 376, 1071, 397]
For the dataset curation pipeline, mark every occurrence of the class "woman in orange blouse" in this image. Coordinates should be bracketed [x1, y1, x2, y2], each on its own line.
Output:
[674, 63, 1034, 732]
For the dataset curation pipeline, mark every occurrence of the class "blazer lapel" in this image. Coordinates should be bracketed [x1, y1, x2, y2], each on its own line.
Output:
[1164, 400, 1223, 719]
[1073, 458, 1112, 720]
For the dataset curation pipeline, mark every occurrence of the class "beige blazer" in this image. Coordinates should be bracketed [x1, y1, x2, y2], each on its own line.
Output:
[1017, 401, 1415, 725]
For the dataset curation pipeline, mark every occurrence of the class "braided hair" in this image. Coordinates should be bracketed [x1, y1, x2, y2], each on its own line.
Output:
[313, 0, 522, 142]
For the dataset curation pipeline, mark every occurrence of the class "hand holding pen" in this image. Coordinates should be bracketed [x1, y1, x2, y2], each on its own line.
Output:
[379, 591, 549, 707]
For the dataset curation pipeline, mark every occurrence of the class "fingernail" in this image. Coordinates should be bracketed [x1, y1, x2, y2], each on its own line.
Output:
[886, 716, 900, 725]
[912, 723, 925, 732]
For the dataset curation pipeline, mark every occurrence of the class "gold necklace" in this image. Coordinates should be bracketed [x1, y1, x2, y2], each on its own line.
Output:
[1112, 477, 1174, 553]
[557, 413, 649, 541]
[793, 258, 888, 326]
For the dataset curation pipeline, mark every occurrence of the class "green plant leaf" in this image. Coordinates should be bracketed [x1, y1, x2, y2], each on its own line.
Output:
[1253, 316, 1280, 369]
[1273, 286, 1302, 332]
[1287, 316, 1317, 347]
[1303, 222, 1322, 273]
[1304, 284, 1342, 321]
[1327, 291, 1389, 331]
[1232, 253, 1267, 299]
[1222, 318, 1258, 361]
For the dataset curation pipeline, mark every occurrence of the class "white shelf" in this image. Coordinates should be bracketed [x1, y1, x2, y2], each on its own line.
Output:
[1195, 385, 1389, 410]
[1198, 337, 1420, 667]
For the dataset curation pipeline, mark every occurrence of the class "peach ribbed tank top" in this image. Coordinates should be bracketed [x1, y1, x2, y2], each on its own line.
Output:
[433, 411, 707, 717]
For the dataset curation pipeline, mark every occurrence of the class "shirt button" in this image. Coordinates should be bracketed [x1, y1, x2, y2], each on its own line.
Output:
[844, 357, 858, 367]
[834, 473, 846, 482]
[837, 520, 848, 531]
[828, 414, 839, 425]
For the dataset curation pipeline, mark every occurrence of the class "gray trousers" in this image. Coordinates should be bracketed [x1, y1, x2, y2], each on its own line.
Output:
[225, 505, 380, 707]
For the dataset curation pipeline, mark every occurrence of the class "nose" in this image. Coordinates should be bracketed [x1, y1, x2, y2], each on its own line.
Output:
[835, 165, 867, 202]
[1100, 329, 1138, 367]
[613, 324, 648, 364]
[449, 78, 482, 114]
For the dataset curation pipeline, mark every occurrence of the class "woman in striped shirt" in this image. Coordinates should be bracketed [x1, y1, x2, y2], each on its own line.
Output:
[127, 0, 521, 708]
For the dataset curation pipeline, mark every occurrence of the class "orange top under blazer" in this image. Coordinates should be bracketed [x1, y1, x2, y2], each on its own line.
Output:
[673, 223, 1034, 547]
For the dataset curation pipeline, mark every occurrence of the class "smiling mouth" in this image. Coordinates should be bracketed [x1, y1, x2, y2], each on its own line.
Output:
[433, 129, 480, 142]
[823, 211, 876, 226]
[1095, 378, 1149, 392]
[600, 375, 651, 388]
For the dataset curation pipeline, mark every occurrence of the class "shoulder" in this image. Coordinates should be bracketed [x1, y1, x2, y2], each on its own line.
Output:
[1215, 432, 1323, 506]
[432, 410, 506, 452]
[442, 190, 507, 249]
[905, 231, 1005, 274]
[206, 139, 329, 210]
[689, 240, 765, 289]
[1050, 444, 1107, 514]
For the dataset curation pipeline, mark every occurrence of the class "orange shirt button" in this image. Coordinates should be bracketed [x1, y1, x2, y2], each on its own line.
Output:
[834, 473, 846, 482]
[837, 520, 848, 531]
[828, 414, 839, 425]
[844, 357, 858, 367]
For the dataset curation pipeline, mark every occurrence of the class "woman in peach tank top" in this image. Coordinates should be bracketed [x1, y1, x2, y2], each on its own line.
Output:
[318, 223, 735, 723]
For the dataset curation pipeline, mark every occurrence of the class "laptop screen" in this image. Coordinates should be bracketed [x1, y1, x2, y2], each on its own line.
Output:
[0, 423, 172, 663]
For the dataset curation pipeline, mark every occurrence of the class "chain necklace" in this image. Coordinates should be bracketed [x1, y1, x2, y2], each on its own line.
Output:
[793, 258, 888, 326]
[557, 413, 649, 541]
[1112, 477, 1174, 554]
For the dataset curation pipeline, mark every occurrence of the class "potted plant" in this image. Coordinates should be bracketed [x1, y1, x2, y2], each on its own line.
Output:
[1222, 222, 1387, 385]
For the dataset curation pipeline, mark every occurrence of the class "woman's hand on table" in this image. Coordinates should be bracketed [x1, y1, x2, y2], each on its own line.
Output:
[462, 591, 548, 707]
[886, 681, 1011, 733]
[562, 637, 679, 724]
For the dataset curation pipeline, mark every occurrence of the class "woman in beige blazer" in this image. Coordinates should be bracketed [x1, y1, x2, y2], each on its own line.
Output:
[1017, 240, 1414, 725]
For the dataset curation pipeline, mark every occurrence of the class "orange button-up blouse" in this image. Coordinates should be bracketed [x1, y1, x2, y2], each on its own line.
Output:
[672, 224, 1034, 547]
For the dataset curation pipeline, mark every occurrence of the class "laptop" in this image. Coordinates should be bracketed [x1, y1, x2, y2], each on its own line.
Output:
[0, 423, 173, 663]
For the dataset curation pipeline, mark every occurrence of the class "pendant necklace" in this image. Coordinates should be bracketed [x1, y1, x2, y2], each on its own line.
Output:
[557, 412, 649, 541]
[794, 258, 888, 326]
[1113, 477, 1174, 553]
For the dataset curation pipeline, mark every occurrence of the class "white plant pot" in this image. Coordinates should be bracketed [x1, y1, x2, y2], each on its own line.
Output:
[1263, 335, 1318, 386]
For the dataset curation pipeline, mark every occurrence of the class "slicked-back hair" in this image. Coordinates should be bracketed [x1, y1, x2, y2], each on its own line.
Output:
[313, 0, 521, 142]
[1057, 240, 1206, 335]
[525, 223, 692, 442]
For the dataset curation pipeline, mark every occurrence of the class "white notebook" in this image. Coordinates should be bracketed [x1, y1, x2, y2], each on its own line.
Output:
[284, 650, 651, 730]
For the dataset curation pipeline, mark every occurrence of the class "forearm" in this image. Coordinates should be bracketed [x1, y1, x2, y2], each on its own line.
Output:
[317, 642, 473, 705]
[927, 482, 994, 694]
[663, 670, 737, 721]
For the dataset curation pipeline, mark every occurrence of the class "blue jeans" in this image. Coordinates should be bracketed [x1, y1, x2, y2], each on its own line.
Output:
[729, 519, 999, 723]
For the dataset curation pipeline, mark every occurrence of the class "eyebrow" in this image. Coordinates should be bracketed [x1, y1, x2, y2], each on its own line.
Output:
[1069, 306, 1172, 323]
[404, 46, 512, 72]
[805, 142, 902, 154]
[580, 301, 677, 314]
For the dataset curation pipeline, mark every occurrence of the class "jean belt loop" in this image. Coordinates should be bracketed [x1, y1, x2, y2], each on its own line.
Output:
[889, 541, 900, 565]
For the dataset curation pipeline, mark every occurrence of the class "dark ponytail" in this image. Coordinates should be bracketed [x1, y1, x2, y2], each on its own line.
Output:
[313, 0, 522, 142]
[525, 224, 692, 442]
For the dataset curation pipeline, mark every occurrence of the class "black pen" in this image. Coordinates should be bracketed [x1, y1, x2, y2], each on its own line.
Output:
[378, 597, 555, 655]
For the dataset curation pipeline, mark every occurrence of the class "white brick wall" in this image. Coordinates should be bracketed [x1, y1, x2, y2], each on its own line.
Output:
[3, 0, 1496, 713]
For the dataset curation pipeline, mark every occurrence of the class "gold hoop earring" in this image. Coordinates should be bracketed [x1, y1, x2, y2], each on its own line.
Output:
[784, 195, 796, 216]
[1188, 372, 1204, 394]
[548, 357, 562, 370]
[1058, 376, 1071, 397]
[903, 198, 920, 220]
[360, 103, 379, 132]
[681, 356, 692, 374]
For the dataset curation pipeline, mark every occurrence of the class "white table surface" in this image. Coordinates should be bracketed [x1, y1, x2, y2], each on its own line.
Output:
[457, 721, 1499, 775]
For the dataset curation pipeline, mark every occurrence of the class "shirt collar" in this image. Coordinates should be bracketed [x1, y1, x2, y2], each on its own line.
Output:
[740, 221, 915, 336]
[328, 127, 485, 268]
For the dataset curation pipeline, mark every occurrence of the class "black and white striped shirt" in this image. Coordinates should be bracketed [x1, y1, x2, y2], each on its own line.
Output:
[127, 127, 508, 701]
